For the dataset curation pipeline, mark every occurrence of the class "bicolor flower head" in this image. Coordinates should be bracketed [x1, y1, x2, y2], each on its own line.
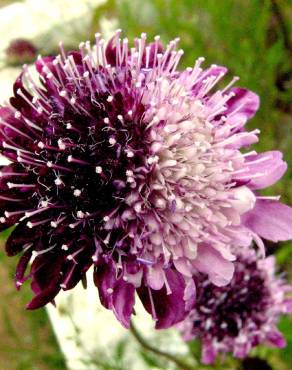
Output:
[178, 250, 292, 364]
[0, 30, 292, 328]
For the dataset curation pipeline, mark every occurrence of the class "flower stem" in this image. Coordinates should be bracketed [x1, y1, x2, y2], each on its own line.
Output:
[129, 321, 195, 370]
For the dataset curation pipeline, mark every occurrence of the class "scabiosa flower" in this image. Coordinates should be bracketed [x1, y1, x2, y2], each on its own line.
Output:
[0, 30, 292, 328]
[178, 251, 292, 364]
[5, 39, 38, 65]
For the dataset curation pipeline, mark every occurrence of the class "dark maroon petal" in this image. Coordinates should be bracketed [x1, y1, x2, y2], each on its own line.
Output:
[6, 222, 41, 256]
[15, 249, 33, 289]
[112, 279, 135, 328]
[26, 284, 61, 310]
[138, 269, 192, 329]
[35, 56, 56, 75]
[94, 261, 135, 328]
[94, 262, 117, 309]
[27, 252, 64, 309]
[105, 36, 118, 66]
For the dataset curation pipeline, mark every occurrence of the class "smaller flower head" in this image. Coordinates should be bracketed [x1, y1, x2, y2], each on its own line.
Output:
[179, 250, 292, 364]
[5, 39, 37, 65]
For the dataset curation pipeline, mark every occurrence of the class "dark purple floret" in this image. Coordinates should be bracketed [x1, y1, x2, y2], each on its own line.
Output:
[5, 38, 37, 65]
[179, 252, 292, 363]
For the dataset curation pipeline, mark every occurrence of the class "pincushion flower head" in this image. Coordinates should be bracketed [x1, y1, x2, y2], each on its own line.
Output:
[178, 250, 292, 364]
[1, 30, 292, 329]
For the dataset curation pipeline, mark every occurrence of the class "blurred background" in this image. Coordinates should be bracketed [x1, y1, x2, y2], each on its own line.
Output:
[0, 0, 291, 369]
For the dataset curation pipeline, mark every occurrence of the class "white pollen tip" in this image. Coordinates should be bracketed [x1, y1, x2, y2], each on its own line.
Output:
[126, 170, 133, 176]
[38, 142, 45, 149]
[92, 255, 98, 262]
[109, 137, 116, 145]
[77, 210, 85, 219]
[67, 155, 73, 162]
[0, 217, 6, 223]
[103, 216, 110, 222]
[73, 189, 81, 197]
[14, 111, 21, 119]
[59, 90, 67, 97]
[27, 222, 33, 228]
[154, 35, 160, 41]
[47, 161, 53, 167]
[104, 117, 110, 124]
[95, 166, 102, 174]
[126, 151, 134, 158]
[57, 139, 66, 150]
[107, 288, 114, 294]
[54, 178, 62, 186]
[61, 245, 68, 251]
[83, 71, 89, 78]
[107, 95, 113, 102]
[51, 221, 58, 228]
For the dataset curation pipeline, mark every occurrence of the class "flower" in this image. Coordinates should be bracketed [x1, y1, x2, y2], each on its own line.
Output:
[0, 30, 292, 328]
[178, 250, 292, 364]
[5, 39, 37, 65]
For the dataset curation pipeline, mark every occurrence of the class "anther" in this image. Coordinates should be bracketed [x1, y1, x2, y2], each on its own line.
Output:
[109, 137, 116, 145]
[73, 189, 81, 197]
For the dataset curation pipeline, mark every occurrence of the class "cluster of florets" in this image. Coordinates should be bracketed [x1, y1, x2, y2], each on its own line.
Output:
[0, 30, 291, 331]
[178, 250, 292, 363]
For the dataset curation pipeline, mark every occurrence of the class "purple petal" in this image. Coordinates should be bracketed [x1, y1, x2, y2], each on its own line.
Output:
[201, 340, 217, 364]
[27, 253, 64, 309]
[192, 244, 234, 286]
[244, 151, 287, 189]
[226, 87, 260, 120]
[112, 280, 135, 328]
[243, 199, 292, 242]
[192, 65, 228, 95]
[15, 249, 33, 289]
[138, 269, 195, 329]
[6, 222, 42, 256]
[94, 262, 135, 328]
[266, 330, 286, 348]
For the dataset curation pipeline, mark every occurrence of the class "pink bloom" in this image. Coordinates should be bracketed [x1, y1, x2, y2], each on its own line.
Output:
[0, 31, 291, 328]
